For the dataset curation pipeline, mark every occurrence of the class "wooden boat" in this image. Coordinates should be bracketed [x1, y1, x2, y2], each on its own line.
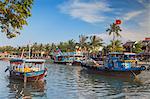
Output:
[53, 52, 84, 66]
[6, 58, 48, 82]
[81, 52, 146, 79]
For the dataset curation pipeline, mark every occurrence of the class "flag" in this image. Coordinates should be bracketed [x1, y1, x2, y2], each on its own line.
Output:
[115, 20, 121, 25]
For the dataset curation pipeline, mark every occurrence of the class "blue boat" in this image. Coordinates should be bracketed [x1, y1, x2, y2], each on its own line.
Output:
[81, 52, 146, 79]
[53, 52, 84, 66]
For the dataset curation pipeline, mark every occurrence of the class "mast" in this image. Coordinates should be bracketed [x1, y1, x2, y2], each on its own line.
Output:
[29, 44, 31, 59]
[21, 49, 24, 59]
[29, 41, 31, 59]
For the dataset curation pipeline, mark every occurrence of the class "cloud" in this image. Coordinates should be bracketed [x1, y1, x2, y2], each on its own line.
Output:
[89, 30, 149, 45]
[120, 29, 149, 42]
[123, 10, 143, 21]
[138, 0, 145, 4]
[59, 0, 112, 23]
[59, 0, 150, 42]
[137, 0, 150, 7]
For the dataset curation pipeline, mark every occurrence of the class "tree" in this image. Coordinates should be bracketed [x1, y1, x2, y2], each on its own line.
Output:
[107, 40, 124, 52]
[50, 43, 56, 53]
[32, 42, 38, 52]
[106, 23, 122, 51]
[89, 35, 103, 53]
[67, 39, 76, 52]
[0, 0, 33, 38]
[57, 39, 76, 52]
[45, 44, 51, 52]
[0, 45, 15, 53]
[133, 41, 143, 53]
[78, 35, 88, 52]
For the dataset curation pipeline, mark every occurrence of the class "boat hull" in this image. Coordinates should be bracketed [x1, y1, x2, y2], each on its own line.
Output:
[72, 61, 82, 66]
[9, 69, 47, 82]
[54, 61, 72, 65]
[81, 64, 143, 79]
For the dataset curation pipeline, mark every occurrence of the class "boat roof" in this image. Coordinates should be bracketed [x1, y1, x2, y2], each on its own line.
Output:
[109, 52, 123, 55]
[124, 52, 136, 55]
[109, 52, 136, 55]
[10, 58, 45, 63]
[56, 52, 83, 56]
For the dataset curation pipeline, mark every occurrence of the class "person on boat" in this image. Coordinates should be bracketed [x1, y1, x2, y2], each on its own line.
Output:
[18, 64, 23, 72]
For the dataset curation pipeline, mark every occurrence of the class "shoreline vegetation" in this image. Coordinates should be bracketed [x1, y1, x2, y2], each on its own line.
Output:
[0, 35, 149, 62]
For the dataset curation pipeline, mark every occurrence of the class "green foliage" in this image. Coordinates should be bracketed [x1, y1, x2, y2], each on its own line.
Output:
[107, 40, 124, 52]
[133, 41, 143, 53]
[88, 35, 103, 53]
[106, 23, 122, 52]
[0, 46, 16, 53]
[78, 35, 89, 51]
[57, 39, 76, 52]
[0, 0, 33, 38]
[106, 23, 122, 40]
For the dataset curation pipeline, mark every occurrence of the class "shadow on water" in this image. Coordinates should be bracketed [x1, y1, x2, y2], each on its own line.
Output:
[6, 79, 47, 99]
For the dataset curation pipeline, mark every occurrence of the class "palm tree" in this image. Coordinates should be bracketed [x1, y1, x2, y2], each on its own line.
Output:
[107, 40, 124, 52]
[106, 23, 122, 51]
[67, 39, 76, 52]
[133, 41, 143, 53]
[45, 44, 51, 56]
[39, 43, 44, 52]
[89, 35, 103, 53]
[50, 43, 56, 53]
[57, 42, 66, 52]
[78, 35, 89, 52]
[32, 42, 38, 52]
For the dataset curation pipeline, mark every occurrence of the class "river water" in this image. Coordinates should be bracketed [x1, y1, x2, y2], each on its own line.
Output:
[0, 61, 150, 99]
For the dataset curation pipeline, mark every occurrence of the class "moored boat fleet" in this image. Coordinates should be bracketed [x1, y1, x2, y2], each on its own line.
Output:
[4, 50, 150, 82]
[53, 51, 149, 78]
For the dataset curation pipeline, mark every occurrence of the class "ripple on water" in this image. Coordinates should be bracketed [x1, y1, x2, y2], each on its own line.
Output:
[0, 61, 150, 99]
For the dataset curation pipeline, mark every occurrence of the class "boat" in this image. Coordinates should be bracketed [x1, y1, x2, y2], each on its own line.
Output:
[53, 52, 85, 66]
[5, 58, 48, 82]
[81, 52, 146, 79]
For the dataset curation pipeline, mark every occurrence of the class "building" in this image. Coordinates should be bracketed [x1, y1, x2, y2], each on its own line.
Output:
[123, 41, 136, 52]
[141, 38, 150, 53]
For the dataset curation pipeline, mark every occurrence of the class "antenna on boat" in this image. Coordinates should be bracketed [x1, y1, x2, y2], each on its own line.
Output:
[28, 41, 31, 59]
[29, 44, 31, 59]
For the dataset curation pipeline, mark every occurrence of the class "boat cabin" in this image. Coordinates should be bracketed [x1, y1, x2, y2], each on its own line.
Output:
[9, 59, 45, 73]
[105, 52, 138, 70]
[54, 52, 84, 63]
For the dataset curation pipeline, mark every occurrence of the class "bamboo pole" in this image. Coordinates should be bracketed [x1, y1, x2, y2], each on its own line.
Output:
[21, 49, 24, 59]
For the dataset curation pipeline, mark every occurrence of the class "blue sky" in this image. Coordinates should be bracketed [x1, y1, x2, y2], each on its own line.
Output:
[0, 0, 150, 46]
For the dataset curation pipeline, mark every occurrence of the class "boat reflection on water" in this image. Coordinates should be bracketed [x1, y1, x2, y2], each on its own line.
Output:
[79, 69, 144, 98]
[80, 68, 142, 83]
[7, 79, 47, 99]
